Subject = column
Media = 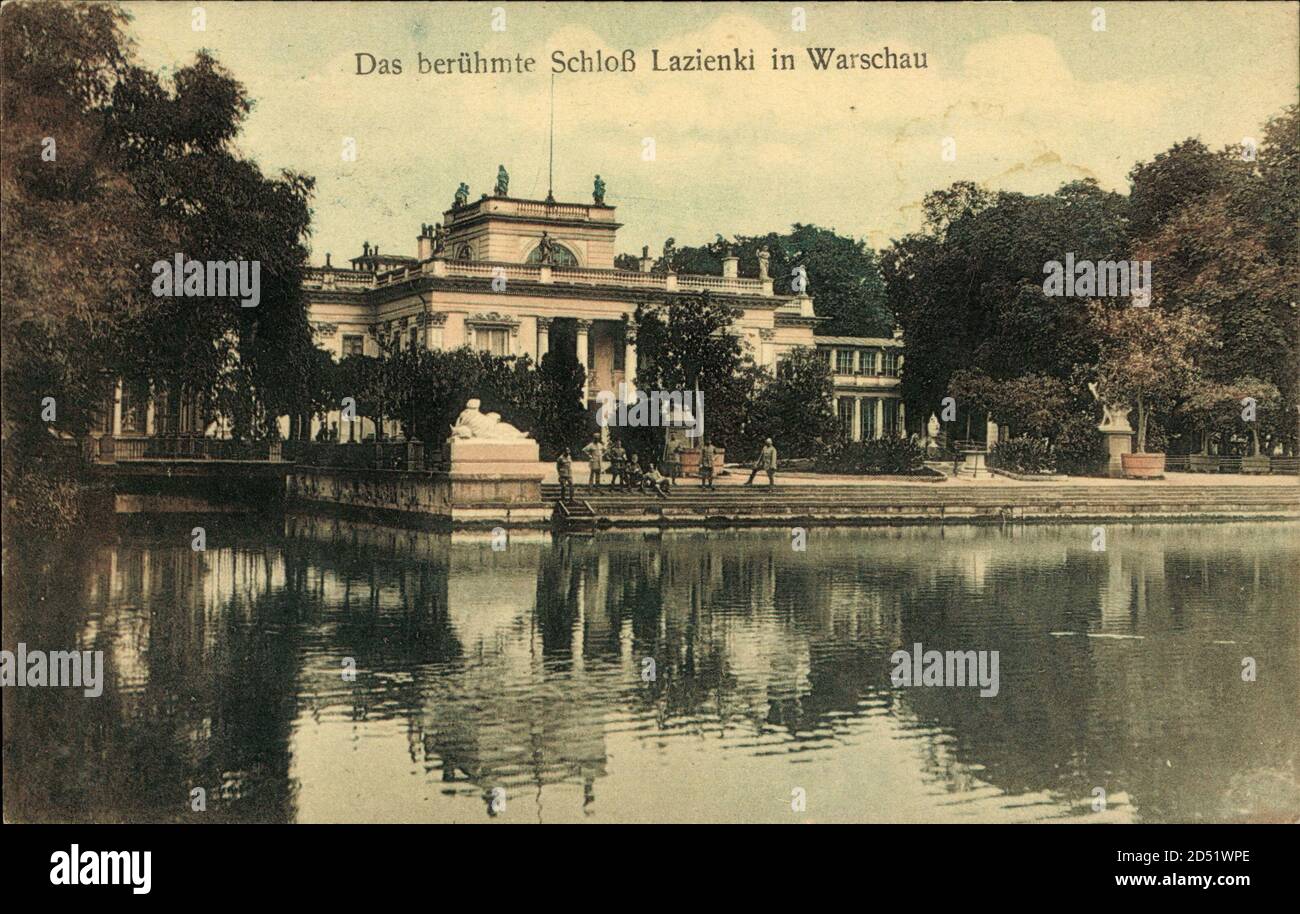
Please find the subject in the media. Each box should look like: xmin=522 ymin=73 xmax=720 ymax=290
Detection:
xmin=851 ymin=397 xmax=862 ymax=442
xmin=898 ymin=401 xmax=907 ymax=438
xmin=113 ymin=380 xmax=123 ymax=436
xmin=623 ymin=334 xmax=637 ymax=400
xmin=759 ymin=328 xmax=776 ymax=370
xmin=536 ymin=316 xmax=551 ymax=361
xmin=145 ymin=385 xmax=156 ymax=437
xmin=575 ymin=319 xmax=591 ymax=375
xmin=874 ymin=398 xmax=884 ymax=440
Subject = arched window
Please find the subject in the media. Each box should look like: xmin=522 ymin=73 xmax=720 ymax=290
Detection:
xmin=454 ymin=243 xmax=472 ymax=261
xmin=526 ymin=242 xmax=578 ymax=267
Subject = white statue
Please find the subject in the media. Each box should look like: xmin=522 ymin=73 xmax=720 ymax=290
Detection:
xmin=449 ymin=398 xmax=531 ymax=441
xmin=1088 ymin=382 xmax=1133 ymax=432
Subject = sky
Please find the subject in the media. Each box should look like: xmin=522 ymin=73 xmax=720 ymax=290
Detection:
xmin=121 ymin=1 xmax=1299 ymax=266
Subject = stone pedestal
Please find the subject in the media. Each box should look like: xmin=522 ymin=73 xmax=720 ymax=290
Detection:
xmin=957 ymin=448 xmax=988 ymax=479
xmin=1103 ymin=430 xmax=1133 ymax=478
xmin=441 ymin=437 xmax=549 ymax=525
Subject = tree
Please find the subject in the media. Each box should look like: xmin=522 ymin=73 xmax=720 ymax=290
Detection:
xmin=1090 ymin=304 xmax=1212 ymax=454
xmin=1129 ymin=109 xmax=1299 ymax=455
xmin=643 ymin=225 xmax=893 ymax=337
xmin=883 ymin=179 xmax=1128 ymax=433
xmin=532 ymin=348 xmax=588 ymax=459
xmin=632 ymin=292 xmax=743 ymax=398
xmin=631 ymin=292 xmax=753 ymax=455
xmin=745 ymin=348 xmax=837 ymax=458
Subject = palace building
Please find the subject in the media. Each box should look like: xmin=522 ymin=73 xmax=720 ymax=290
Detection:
xmin=299 ymin=180 xmax=905 ymax=443
xmin=92 ymin=180 xmax=904 ymax=448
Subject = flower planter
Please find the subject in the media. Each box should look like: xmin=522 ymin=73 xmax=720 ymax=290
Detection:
xmin=1188 ymin=454 xmax=1218 ymax=473
xmin=1241 ymin=455 xmax=1271 ymax=475
xmin=677 ymin=448 xmax=725 ymax=476
xmin=1121 ymin=452 xmax=1165 ymax=479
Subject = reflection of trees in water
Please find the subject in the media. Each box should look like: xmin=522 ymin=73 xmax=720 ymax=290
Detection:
xmin=3 ymin=527 xmax=300 ymax=823
xmin=7 ymin=516 xmax=1296 ymax=823
xmin=890 ymin=526 xmax=1300 ymax=822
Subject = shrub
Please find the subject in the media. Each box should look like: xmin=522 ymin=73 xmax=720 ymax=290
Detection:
xmin=989 ymin=437 xmax=1057 ymax=475
xmin=814 ymin=437 xmax=927 ymax=475
xmin=1052 ymin=413 xmax=1108 ymax=476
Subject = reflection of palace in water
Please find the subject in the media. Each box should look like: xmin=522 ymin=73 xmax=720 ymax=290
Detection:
xmin=5 ymin=518 xmax=1296 ymax=823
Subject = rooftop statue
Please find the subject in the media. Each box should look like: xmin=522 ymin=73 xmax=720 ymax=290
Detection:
xmin=454 ymin=183 xmax=469 ymax=208
xmin=757 ymin=247 xmax=771 ymax=281
xmin=494 ymin=165 xmax=509 ymax=196
xmin=433 ymin=223 xmax=448 ymax=253
xmin=593 ymin=174 xmax=606 ymax=204
xmin=449 ymin=398 xmax=531 ymax=441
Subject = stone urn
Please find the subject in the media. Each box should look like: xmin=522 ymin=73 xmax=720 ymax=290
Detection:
xmin=1121 ymin=452 xmax=1165 ymax=478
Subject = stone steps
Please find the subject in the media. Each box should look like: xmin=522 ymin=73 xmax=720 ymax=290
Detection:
xmin=542 ymin=481 xmax=1300 ymax=528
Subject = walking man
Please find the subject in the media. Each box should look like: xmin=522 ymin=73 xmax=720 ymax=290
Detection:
xmin=582 ymin=435 xmax=605 ymax=491
xmin=746 ymin=437 xmax=779 ymax=487
xmin=699 ymin=439 xmax=716 ymax=490
xmin=557 ymin=448 xmax=574 ymax=503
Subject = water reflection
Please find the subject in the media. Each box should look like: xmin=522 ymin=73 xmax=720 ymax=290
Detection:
xmin=4 ymin=517 xmax=1297 ymax=823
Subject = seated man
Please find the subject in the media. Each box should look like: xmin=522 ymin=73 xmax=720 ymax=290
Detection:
xmin=623 ymin=454 xmax=643 ymax=490
xmin=640 ymin=464 xmax=671 ymax=498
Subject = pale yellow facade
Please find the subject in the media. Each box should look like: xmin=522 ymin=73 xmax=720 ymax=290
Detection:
xmin=302 ymin=192 xmax=823 ymax=441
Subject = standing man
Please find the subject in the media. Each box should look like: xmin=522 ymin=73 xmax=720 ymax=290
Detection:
xmin=665 ymin=439 xmax=683 ymax=484
xmin=607 ymin=439 xmax=626 ymax=489
xmin=582 ymin=435 xmax=605 ymax=491
xmin=746 ymin=437 xmax=778 ymax=487
xmin=699 ymin=439 xmax=717 ymax=490
xmin=556 ymin=448 xmax=574 ymax=503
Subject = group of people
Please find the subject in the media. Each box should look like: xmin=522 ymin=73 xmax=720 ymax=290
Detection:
xmin=554 ymin=436 xmax=780 ymax=502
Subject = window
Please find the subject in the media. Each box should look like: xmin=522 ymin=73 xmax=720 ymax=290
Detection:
xmin=343 ymin=334 xmax=364 ymax=358
xmin=882 ymin=350 xmax=900 ymax=378
xmin=454 ymin=244 xmax=472 ymax=261
xmin=612 ymin=325 xmax=626 ymax=371
xmin=837 ymin=399 xmax=854 ymax=438
xmin=883 ymin=399 xmax=900 ymax=435
xmin=526 ymin=241 xmax=579 ymax=266
xmin=862 ymin=398 xmax=877 ymax=439
xmin=835 ymin=349 xmax=854 ymax=374
xmin=476 ymin=327 xmax=510 ymax=356
xmin=862 ymin=350 xmax=878 ymax=375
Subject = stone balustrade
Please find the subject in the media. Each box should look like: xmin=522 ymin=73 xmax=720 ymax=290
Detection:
xmin=304 ymin=259 xmax=774 ymax=296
